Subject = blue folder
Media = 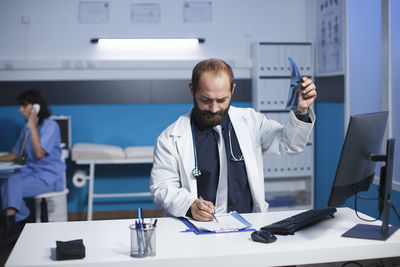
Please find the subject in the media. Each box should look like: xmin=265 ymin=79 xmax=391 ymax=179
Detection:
xmin=180 ymin=211 xmax=255 ymax=235
xmin=286 ymin=56 xmax=303 ymax=111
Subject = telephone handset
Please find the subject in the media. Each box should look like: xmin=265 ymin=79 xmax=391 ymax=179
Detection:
xmin=33 ymin=103 xmax=40 ymax=114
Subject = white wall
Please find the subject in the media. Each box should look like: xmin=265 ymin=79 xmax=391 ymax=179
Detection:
xmin=0 ymin=0 xmax=317 ymax=80
xmin=391 ymin=0 xmax=400 ymax=184
xmin=346 ymin=0 xmax=399 ymax=187
xmin=347 ymin=0 xmax=382 ymax=117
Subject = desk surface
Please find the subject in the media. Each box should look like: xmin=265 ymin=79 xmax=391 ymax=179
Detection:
xmin=0 ymin=162 xmax=22 ymax=179
xmin=6 ymin=208 xmax=400 ymax=267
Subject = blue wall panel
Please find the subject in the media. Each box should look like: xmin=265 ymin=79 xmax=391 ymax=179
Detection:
xmin=314 ymin=102 xmax=344 ymax=209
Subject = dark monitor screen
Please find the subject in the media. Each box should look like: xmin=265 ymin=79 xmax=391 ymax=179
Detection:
xmin=51 ymin=116 xmax=71 ymax=150
xmin=328 ymin=111 xmax=388 ymax=207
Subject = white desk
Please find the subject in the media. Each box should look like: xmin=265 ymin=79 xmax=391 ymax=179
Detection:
xmin=6 ymin=208 xmax=400 ymax=267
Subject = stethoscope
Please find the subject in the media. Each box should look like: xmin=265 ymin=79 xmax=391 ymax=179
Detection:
xmin=191 ymin=121 xmax=244 ymax=178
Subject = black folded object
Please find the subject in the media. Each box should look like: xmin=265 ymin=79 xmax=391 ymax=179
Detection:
xmin=56 ymin=239 xmax=85 ymax=260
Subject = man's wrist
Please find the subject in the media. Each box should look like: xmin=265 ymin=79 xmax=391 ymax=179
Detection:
xmin=295 ymin=107 xmax=309 ymax=115
xmin=295 ymin=110 xmax=311 ymax=123
xmin=186 ymin=206 xmax=193 ymax=218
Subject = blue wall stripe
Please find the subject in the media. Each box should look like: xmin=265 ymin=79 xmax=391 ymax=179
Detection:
xmin=314 ymin=102 xmax=344 ymax=209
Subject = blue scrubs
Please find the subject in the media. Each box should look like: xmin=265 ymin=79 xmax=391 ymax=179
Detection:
xmin=1 ymin=118 xmax=66 ymax=222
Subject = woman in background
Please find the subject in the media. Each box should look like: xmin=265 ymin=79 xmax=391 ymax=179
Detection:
xmin=0 ymin=89 xmax=65 ymax=227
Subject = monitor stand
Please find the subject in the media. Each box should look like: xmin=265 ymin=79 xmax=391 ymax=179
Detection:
xmin=343 ymin=139 xmax=399 ymax=241
xmin=342 ymin=224 xmax=398 ymax=241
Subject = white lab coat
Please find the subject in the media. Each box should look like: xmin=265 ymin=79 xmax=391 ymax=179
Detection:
xmin=150 ymin=106 xmax=315 ymax=217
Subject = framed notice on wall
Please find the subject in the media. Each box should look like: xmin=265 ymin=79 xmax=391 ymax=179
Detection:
xmin=183 ymin=1 xmax=212 ymax=23
xmin=131 ymin=3 xmax=161 ymax=24
xmin=79 ymin=1 xmax=109 ymax=23
xmin=316 ymin=0 xmax=344 ymax=76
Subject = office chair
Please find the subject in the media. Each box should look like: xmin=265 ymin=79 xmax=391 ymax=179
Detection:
xmin=33 ymin=116 xmax=71 ymax=222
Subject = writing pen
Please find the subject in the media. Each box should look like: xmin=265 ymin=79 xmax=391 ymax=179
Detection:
xmin=137 ymin=208 xmax=143 ymax=228
xmin=199 ymin=196 xmax=219 ymax=223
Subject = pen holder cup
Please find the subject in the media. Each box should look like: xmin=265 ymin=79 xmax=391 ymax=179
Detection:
xmin=129 ymin=224 xmax=156 ymax=258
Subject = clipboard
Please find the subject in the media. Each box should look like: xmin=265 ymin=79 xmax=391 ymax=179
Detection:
xmin=180 ymin=211 xmax=255 ymax=235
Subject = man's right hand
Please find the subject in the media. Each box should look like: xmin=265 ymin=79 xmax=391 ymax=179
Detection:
xmin=190 ymin=198 xmax=216 ymax=221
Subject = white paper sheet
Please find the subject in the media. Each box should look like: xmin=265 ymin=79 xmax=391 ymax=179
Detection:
xmin=187 ymin=212 xmax=250 ymax=232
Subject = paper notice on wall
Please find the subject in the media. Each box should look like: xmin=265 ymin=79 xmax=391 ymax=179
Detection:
xmin=131 ymin=3 xmax=161 ymax=24
xmin=79 ymin=2 xmax=109 ymax=23
xmin=183 ymin=1 xmax=212 ymax=23
xmin=316 ymin=0 xmax=344 ymax=75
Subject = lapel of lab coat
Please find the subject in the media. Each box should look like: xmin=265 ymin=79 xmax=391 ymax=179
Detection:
xmin=171 ymin=110 xmax=198 ymax=194
xmin=229 ymin=107 xmax=263 ymax=210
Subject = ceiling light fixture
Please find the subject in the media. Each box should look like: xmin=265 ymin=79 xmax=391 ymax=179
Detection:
xmin=90 ymin=38 xmax=205 ymax=45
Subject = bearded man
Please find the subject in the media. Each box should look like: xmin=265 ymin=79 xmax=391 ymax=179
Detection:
xmin=150 ymin=58 xmax=317 ymax=221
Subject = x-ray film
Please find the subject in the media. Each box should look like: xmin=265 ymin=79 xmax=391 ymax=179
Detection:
xmin=286 ymin=57 xmax=302 ymax=111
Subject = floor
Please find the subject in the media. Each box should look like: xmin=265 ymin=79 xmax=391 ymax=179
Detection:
xmin=0 ymin=215 xmax=34 ymax=267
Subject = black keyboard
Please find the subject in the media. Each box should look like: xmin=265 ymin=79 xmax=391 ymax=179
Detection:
xmin=261 ymin=208 xmax=337 ymax=235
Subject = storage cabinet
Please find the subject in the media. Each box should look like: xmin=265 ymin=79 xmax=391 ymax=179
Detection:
xmin=252 ymin=42 xmax=314 ymax=211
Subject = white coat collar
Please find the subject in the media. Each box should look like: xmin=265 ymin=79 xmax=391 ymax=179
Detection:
xmin=169 ymin=106 xmax=262 ymax=202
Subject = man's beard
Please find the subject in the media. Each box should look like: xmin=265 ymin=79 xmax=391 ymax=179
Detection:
xmin=193 ymin=99 xmax=231 ymax=128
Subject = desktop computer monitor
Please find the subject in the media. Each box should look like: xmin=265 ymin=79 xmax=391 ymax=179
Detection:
xmin=327 ymin=111 xmax=398 ymax=240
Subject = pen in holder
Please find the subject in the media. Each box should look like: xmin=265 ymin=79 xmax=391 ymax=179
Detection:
xmin=129 ymin=222 xmax=156 ymax=257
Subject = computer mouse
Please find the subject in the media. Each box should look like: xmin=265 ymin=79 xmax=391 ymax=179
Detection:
xmin=251 ymin=230 xmax=277 ymax=243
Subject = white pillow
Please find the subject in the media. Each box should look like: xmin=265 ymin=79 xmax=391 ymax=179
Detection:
xmin=71 ymin=143 xmax=125 ymax=161
xmin=124 ymin=146 xmax=153 ymax=159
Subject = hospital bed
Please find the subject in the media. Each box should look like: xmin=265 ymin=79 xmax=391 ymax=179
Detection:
xmin=71 ymin=143 xmax=153 ymax=220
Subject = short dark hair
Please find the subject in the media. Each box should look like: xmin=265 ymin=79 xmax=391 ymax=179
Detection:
xmin=16 ymin=89 xmax=51 ymax=123
xmin=191 ymin=58 xmax=235 ymax=93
